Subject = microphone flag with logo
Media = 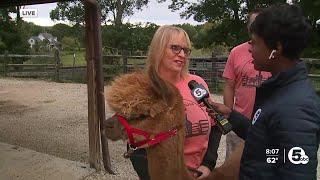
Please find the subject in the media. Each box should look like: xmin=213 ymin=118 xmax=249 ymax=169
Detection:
xmin=188 ymin=80 xmax=232 ymax=134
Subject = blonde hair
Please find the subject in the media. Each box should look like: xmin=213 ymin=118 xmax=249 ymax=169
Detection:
xmin=146 ymin=25 xmax=191 ymax=105
xmin=146 ymin=25 xmax=191 ymax=78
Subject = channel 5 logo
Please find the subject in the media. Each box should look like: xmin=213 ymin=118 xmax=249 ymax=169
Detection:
xmin=288 ymin=147 xmax=309 ymax=164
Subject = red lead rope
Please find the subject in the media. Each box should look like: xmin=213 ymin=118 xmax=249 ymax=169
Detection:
xmin=114 ymin=114 xmax=178 ymax=148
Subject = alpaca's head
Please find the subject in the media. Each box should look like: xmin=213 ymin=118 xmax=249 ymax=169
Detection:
xmin=103 ymin=115 xmax=126 ymax=141
xmin=104 ymin=72 xmax=185 ymax=146
xmin=104 ymin=113 xmax=161 ymax=143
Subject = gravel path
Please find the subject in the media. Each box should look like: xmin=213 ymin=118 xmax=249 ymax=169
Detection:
xmin=0 ymin=78 xmax=226 ymax=180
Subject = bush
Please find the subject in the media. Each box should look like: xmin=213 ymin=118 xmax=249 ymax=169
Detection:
xmin=61 ymin=36 xmax=80 ymax=51
xmin=0 ymin=39 xmax=6 ymax=53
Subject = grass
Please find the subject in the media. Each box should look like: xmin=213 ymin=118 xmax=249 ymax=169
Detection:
xmin=60 ymin=51 xmax=86 ymax=67
xmin=190 ymin=48 xmax=213 ymax=58
xmin=310 ymin=67 xmax=320 ymax=74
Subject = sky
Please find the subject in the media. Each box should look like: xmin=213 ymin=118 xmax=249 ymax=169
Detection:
xmin=18 ymin=1 xmax=202 ymax=27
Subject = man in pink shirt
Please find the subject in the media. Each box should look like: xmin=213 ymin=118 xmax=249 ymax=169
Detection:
xmin=223 ymin=8 xmax=271 ymax=158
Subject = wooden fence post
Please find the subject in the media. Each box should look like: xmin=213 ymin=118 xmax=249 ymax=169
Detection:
xmin=85 ymin=0 xmax=114 ymax=174
xmin=122 ymin=50 xmax=128 ymax=73
xmin=3 ymin=50 xmax=8 ymax=77
xmin=72 ymin=52 xmax=76 ymax=79
xmin=54 ymin=48 xmax=61 ymax=81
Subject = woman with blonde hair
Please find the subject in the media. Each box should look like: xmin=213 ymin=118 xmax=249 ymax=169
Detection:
xmin=129 ymin=25 xmax=222 ymax=179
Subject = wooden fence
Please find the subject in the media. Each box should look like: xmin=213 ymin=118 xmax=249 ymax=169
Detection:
xmin=101 ymin=55 xmax=320 ymax=92
xmin=100 ymin=55 xmax=227 ymax=91
xmin=1 ymin=53 xmax=320 ymax=92
xmin=0 ymin=51 xmax=61 ymax=81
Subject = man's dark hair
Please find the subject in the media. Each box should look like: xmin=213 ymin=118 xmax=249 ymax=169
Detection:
xmin=250 ymin=3 xmax=311 ymax=59
xmin=247 ymin=8 xmax=264 ymax=26
xmin=248 ymin=8 xmax=264 ymax=18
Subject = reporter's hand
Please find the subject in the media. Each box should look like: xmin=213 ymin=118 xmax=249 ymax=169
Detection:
xmin=202 ymin=98 xmax=232 ymax=118
xmin=196 ymin=165 xmax=211 ymax=179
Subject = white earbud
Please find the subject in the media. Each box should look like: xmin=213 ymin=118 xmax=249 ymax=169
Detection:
xmin=268 ymin=50 xmax=276 ymax=60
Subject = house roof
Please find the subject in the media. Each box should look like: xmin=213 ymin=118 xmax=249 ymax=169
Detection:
xmin=0 ymin=0 xmax=67 ymax=8
xmin=39 ymin=33 xmax=55 ymax=40
xmin=29 ymin=36 xmax=41 ymax=41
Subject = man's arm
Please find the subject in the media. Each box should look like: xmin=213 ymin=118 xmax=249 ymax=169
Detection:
xmin=205 ymin=100 xmax=250 ymax=140
xmin=228 ymin=111 xmax=250 ymax=140
xmin=223 ymin=78 xmax=235 ymax=109
xmin=202 ymin=142 xmax=244 ymax=180
xmin=201 ymin=125 xmax=222 ymax=170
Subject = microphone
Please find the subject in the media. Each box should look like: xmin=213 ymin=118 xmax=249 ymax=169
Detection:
xmin=188 ymin=80 xmax=232 ymax=135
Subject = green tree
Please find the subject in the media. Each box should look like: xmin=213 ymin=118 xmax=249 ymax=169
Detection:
xmin=61 ymin=36 xmax=80 ymax=51
xmin=0 ymin=37 xmax=6 ymax=53
xmin=50 ymin=0 xmax=150 ymax=27
xmin=48 ymin=23 xmax=74 ymax=41
xmin=50 ymin=1 xmax=84 ymax=26
xmin=297 ymin=0 xmax=320 ymax=27
xmin=102 ymin=23 xmax=158 ymax=53
xmin=0 ymin=20 xmax=29 ymax=54
xmin=0 ymin=6 xmax=21 ymax=23
xmin=297 ymin=0 xmax=320 ymax=57
xmin=100 ymin=0 xmax=149 ymax=26
xmin=19 ymin=21 xmax=43 ymax=40
xmin=192 ymin=22 xmax=216 ymax=49
xmin=163 ymin=0 xmax=286 ymax=46
xmin=175 ymin=23 xmax=197 ymax=43
xmin=128 ymin=23 xmax=158 ymax=52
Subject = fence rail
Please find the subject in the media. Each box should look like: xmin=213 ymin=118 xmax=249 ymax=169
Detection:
xmin=0 ymin=51 xmax=60 ymax=80
xmin=1 ymin=53 xmax=319 ymax=93
xmin=0 ymin=54 xmax=54 ymax=58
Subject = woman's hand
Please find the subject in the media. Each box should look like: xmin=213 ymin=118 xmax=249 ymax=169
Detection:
xmin=202 ymin=98 xmax=232 ymax=118
xmin=196 ymin=165 xmax=211 ymax=179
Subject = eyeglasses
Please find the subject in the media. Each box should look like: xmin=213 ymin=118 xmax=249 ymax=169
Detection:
xmin=169 ymin=44 xmax=191 ymax=56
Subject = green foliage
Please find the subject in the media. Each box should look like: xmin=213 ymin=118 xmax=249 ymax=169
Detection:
xmin=61 ymin=36 xmax=80 ymax=51
xmin=23 ymin=56 xmax=55 ymax=64
xmin=175 ymin=23 xmax=198 ymax=42
xmin=0 ymin=20 xmax=29 ymax=54
xmin=60 ymin=51 xmax=86 ymax=67
xmin=298 ymin=0 xmax=320 ymax=27
xmin=128 ymin=23 xmax=158 ymax=52
xmin=102 ymin=23 xmax=158 ymax=52
xmin=0 ymin=38 xmax=6 ymax=53
xmin=19 ymin=21 xmax=43 ymax=38
xmin=164 ymin=0 xmax=320 ymax=57
xmin=189 ymin=48 xmax=212 ymax=57
xmin=2 ymin=0 xmax=320 ymax=59
xmin=48 ymin=23 xmax=74 ymax=41
xmin=50 ymin=1 xmax=85 ymax=26
xmin=50 ymin=0 xmax=150 ymax=26
xmin=296 ymin=0 xmax=320 ymax=58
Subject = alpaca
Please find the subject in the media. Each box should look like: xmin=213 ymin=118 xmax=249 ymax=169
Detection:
xmin=104 ymin=71 xmax=241 ymax=180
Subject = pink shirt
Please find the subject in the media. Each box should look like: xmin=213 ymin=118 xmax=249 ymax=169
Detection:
xmin=176 ymin=74 xmax=215 ymax=169
xmin=223 ymin=42 xmax=271 ymax=119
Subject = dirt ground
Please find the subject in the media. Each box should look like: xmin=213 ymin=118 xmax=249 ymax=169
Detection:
xmin=1 ymin=78 xmax=319 ymax=179
xmin=0 ymin=78 xmax=226 ymax=180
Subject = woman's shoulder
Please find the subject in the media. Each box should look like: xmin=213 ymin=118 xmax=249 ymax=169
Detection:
xmin=186 ymin=74 xmax=207 ymax=84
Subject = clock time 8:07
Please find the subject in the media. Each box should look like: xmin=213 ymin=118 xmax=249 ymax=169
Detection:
xmin=266 ymin=149 xmax=279 ymax=155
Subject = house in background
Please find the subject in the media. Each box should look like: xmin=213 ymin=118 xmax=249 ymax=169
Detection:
xmin=28 ymin=33 xmax=60 ymax=51
xmin=27 ymin=36 xmax=41 ymax=48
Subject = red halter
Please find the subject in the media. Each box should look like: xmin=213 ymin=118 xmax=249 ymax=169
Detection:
xmin=113 ymin=113 xmax=179 ymax=148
